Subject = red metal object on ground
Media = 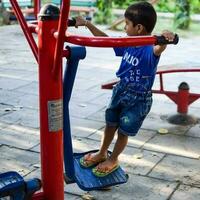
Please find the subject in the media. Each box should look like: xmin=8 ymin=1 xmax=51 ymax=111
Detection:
xmin=177 ymin=82 xmax=189 ymax=114
xmin=101 ymin=67 xmax=200 ymax=124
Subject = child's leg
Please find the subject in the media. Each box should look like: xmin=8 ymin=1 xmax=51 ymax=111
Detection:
xmin=95 ymin=132 xmax=128 ymax=172
xmin=81 ymin=125 xmax=117 ymax=165
xmin=99 ymin=125 xmax=118 ymax=155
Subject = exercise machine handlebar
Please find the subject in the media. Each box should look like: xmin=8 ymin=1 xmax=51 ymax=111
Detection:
xmin=63 ymin=34 xmax=179 ymax=47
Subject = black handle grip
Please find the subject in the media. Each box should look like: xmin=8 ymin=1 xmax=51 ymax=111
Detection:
xmin=155 ymin=34 xmax=179 ymax=45
xmin=67 ymin=17 xmax=92 ymax=27
xmin=68 ymin=18 xmax=76 ymax=27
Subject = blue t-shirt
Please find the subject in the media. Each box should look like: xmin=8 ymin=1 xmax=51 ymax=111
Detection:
xmin=114 ymin=46 xmax=160 ymax=92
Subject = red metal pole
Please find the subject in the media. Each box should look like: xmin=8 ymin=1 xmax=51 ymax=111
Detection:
xmin=34 ymin=0 xmax=41 ymax=18
xmin=52 ymin=0 xmax=70 ymax=78
xmin=64 ymin=35 xmax=157 ymax=47
xmin=38 ymin=5 xmax=64 ymax=200
xmin=10 ymin=0 xmax=38 ymax=62
xmin=177 ymin=82 xmax=189 ymax=114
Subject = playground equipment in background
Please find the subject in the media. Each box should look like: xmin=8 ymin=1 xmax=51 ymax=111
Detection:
xmin=0 ymin=0 xmax=178 ymax=199
xmin=1 ymin=0 xmax=40 ymax=23
xmin=102 ymin=66 xmax=200 ymax=125
xmin=52 ymin=0 xmax=96 ymax=18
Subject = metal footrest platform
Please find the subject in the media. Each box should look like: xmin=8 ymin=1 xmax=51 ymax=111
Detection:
xmin=72 ymin=150 xmax=128 ymax=191
xmin=0 ymin=171 xmax=41 ymax=200
xmin=0 ymin=171 xmax=25 ymax=199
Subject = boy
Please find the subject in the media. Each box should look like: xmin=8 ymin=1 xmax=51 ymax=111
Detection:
xmin=75 ymin=1 xmax=175 ymax=177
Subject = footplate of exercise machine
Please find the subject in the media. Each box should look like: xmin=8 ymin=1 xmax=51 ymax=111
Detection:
xmin=73 ymin=150 xmax=128 ymax=191
xmin=0 ymin=171 xmax=25 ymax=198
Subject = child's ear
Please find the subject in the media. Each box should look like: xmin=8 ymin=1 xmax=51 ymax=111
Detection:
xmin=136 ymin=24 xmax=145 ymax=34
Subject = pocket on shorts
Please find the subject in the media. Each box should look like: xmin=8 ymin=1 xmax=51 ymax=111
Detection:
xmin=139 ymin=97 xmax=152 ymax=117
xmin=120 ymin=92 xmax=137 ymax=107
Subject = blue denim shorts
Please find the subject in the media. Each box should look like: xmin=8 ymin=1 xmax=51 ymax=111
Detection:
xmin=105 ymin=81 xmax=152 ymax=136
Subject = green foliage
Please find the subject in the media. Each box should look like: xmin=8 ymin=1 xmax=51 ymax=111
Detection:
xmin=174 ymin=0 xmax=190 ymax=29
xmin=112 ymin=0 xmax=200 ymax=14
xmin=94 ymin=0 xmax=113 ymax=24
xmin=154 ymin=1 xmax=175 ymax=13
xmin=95 ymin=0 xmax=200 ymax=28
xmin=190 ymin=0 xmax=200 ymax=13
xmin=112 ymin=0 xmax=147 ymax=9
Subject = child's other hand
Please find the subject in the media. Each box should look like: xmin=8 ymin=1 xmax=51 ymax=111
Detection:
xmin=75 ymin=16 xmax=87 ymax=28
xmin=161 ymin=30 xmax=175 ymax=42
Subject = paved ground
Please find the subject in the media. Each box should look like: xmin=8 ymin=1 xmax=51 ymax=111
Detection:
xmin=0 ymin=24 xmax=200 ymax=200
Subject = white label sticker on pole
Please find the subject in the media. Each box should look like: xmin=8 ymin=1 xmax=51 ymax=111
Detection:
xmin=48 ymin=99 xmax=63 ymax=132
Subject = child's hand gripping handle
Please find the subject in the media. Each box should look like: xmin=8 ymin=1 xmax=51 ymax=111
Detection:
xmin=68 ymin=18 xmax=76 ymax=27
xmin=67 ymin=17 xmax=92 ymax=27
xmin=155 ymin=34 xmax=179 ymax=45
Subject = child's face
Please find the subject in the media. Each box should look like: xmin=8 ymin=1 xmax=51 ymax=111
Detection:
xmin=124 ymin=18 xmax=146 ymax=36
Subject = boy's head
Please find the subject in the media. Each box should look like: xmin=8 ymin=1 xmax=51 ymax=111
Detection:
xmin=124 ymin=1 xmax=157 ymax=35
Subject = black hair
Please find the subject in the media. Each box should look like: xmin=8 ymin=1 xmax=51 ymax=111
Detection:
xmin=124 ymin=1 xmax=157 ymax=33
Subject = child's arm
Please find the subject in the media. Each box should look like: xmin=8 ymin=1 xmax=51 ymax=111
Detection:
xmin=153 ymin=30 xmax=175 ymax=56
xmin=75 ymin=16 xmax=108 ymax=37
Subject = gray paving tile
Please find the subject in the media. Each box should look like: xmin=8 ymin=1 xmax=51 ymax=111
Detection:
xmin=0 ymin=68 xmax=37 ymax=81
xmin=0 ymin=107 xmax=39 ymax=128
xmin=0 ymin=77 xmax=31 ymax=90
xmin=0 ymin=121 xmax=9 ymax=130
xmin=149 ymin=155 xmax=200 ymax=187
xmin=64 ymin=193 xmax=80 ymax=200
xmin=170 ymin=185 xmax=200 ymax=200
xmin=120 ymin=146 xmax=165 ymax=176
xmin=0 ymin=103 xmax=14 ymax=117
xmin=71 ymin=88 xmax=107 ymax=105
xmin=5 ymin=93 xmax=39 ymax=110
xmin=69 ymin=101 xmax=104 ymax=119
xmin=73 ymin=78 xmax=100 ymax=90
xmin=0 ymin=61 xmax=37 ymax=72
xmin=71 ymin=89 xmax=111 ymax=107
xmin=143 ymin=134 xmax=200 ymax=158
xmin=0 ymin=89 xmax=25 ymax=103
xmin=70 ymin=117 xmax=104 ymax=138
xmin=186 ymin=124 xmax=200 ymax=138
xmin=72 ymin=137 xmax=101 ymax=153
xmin=0 ymin=124 xmax=39 ymax=149
xmin=0 ymin=146 xmax=39 ymax=176
xmin=88 ymin=128 xmax=157 ymax=149
xmin=86 ymin=92 xmax=112 ymax=106
xmin=127 ymin=129 xmax=157 ymax=148
xmin=14 ymin=81 xmax=38 ymax=95
xmin=89 ymin=174 xmax=178 ymax=200
xmin=86 ymin=106 xmax=105 ymax=122
xmin=30 ymin=135 xmax=102 ymax=153
xmin=24 ymin=168 xmax=41 ymax=180
xmin=75 ymin=65 xmax=115 ymax=81
xmin=30 ymin=143 xmax=40 ymax=152
xmin=141 ymin=113 xmax=191 ymax=134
